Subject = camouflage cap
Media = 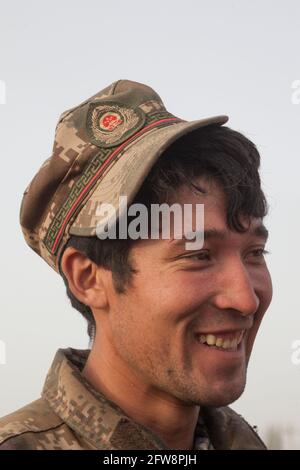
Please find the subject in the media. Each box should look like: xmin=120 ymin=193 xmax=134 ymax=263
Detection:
xmin=20 ymin=79 xmax=228 ymax=273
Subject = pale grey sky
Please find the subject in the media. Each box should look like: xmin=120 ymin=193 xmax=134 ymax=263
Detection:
xmin=0 ymin=0 xmax=299 ymax=449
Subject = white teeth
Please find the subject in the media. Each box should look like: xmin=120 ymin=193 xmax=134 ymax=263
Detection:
xmin=196 ymin=330 xmax=245 ymax=350
xmin=222 ymin=339 xmax=231 ymax=349
xmin=206 ymin=334 xmax=216 ymax=345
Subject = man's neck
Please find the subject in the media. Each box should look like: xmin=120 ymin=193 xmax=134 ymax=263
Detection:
xmin=82 ymin=339 xmax=200 ymax=450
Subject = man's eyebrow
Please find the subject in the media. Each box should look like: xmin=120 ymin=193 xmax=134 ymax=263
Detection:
xmin=170 ymin=223 xmax=269 ymax=244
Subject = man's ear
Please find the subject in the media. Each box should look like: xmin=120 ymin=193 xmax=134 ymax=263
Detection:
xmin=60 ymin=246 xmax=108 ymax=310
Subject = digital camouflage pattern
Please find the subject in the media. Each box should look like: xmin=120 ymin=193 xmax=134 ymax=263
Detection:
xmin=19 ymin=79 xmax=228 ymax=273
xmin=0 ymin=348 xmax=267 ymax=450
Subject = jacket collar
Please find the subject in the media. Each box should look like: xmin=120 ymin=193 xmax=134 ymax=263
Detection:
xmin=42 ymin=348 xmax=265 ymax=450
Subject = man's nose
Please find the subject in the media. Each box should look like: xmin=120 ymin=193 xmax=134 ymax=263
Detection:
xmin=212 ymin=260 xmax=260 ymax=317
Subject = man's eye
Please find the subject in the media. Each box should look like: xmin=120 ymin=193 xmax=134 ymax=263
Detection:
xmin=182 ymin=248 xmax=270 ymax=263
xmin=249 ymin=248 xmax=270 ymax=258
xmin=187 ymin=250 xmax=212 ymax=261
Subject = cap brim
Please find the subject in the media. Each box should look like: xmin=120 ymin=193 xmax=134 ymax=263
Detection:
xmin=70 ymin=115 xmax=228 ymax=236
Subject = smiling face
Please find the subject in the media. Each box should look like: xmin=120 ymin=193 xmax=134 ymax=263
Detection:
xmin=101 ymin=177 xmax=273 ymax=408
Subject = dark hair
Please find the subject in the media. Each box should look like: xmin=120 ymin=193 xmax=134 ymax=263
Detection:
xmin=60 ymin=125 xmax=268 ymax=341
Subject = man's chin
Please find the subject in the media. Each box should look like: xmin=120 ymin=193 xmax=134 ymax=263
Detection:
xmin=201 ymin=379 xmax=246 ymax=407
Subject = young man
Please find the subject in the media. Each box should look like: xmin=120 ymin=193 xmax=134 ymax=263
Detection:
xmin=0 ymin=80 xmax=272 ymax=450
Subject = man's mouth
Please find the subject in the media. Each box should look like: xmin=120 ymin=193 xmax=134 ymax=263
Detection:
xmin=194 ymin=330 xmax=246 ymax=352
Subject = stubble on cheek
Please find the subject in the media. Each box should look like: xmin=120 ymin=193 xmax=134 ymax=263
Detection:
xmin=114 ymin=322 xmax=166 ymax=384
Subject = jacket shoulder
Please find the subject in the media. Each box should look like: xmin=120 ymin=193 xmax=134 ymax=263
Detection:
xmin=0 ymin=398 xmax=65 ymax=450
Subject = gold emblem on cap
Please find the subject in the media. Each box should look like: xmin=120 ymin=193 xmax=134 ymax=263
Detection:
xmin=87 ymin=102 xmax=146 ymax=148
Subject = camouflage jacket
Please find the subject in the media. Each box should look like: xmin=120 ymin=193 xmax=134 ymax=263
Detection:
xmin=0 ymin=348 xmax=267 ymax=450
